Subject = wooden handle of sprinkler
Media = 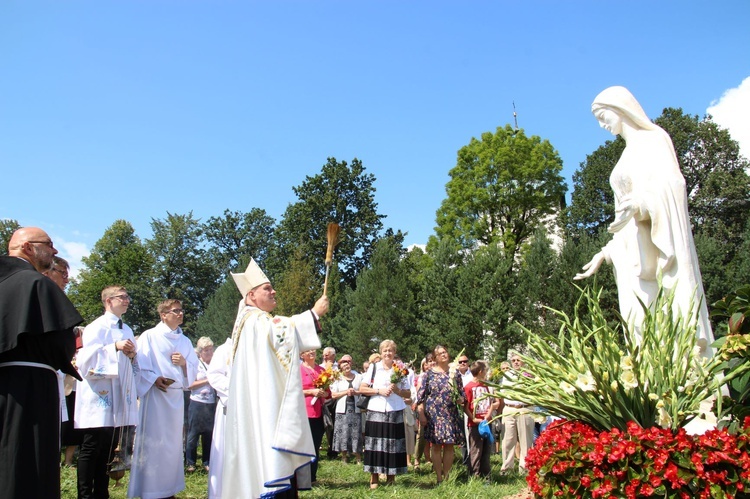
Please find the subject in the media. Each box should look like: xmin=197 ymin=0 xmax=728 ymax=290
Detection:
xmin=323 ymin=263 xmax=331 ymax=296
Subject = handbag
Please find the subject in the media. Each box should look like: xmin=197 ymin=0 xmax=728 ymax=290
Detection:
xmin=356 ymin=362 xmax=377 ymax=410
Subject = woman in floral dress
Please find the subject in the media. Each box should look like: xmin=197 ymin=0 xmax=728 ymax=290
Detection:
xmin=416 ymin=345 xmax=466 ymax=484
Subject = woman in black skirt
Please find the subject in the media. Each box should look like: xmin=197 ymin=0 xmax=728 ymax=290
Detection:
xmin=360 ymin=339 xmax=411 ymax=489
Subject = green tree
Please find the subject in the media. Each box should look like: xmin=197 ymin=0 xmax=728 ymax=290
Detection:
xmin=566 ymin=137 xmax=624 ymax=236
xmin=203 ymin=208 xmax=276 ymax=277
xmin=193 ymin=275 xmax=242 ymax=345
xmin=655 ymin=109 xmax=750 ymax=255
xmin=146 ymin=212 xmax=220 ymax=338
xmin=332 ymin=234 xmax=421 ymax=362
xmin=68 ymin=220 xmax=157 ymax=331
xmin=273 ymin=245 xmax=324 ymax=318
xmin=0 ymin=219 xmax=21 ymax=255
xmin=270 ymin=157 xmax=385 ymax=290
xmin=417 ymin=239 xmax=519 ymax=361
xmin=433 ymin=125 xmax=567 ymax=262
xmin=512 ymin=227 xmax=559 ymax=337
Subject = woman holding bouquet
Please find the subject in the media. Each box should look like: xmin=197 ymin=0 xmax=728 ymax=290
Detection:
xmin=300 ymin=349 xmax=331 ymax=483
xmin=416 ymin=345 xmax=466 ymax=485
xmin=360 ymin=339 xmax=411 ymax=489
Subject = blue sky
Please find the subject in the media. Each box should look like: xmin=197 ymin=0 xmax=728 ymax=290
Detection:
xmin=2 ymin=1 xmax=749 ymax=276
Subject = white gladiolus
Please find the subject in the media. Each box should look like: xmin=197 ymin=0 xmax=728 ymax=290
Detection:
xmin=560 ymin=381 xmax=576 ymax=395
xmin=620 ymin=370 xmax=638 ymax=390
xmin=575 ymin=372 xmax=597 ymax=392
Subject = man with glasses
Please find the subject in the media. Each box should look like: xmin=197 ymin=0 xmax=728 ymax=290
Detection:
xmin=500 ymin=353 xmax=535 ymax=475
xmin=42 ymin=255 xmax=71 ymax=291
xmin=0 ymin=227 xmax=82 ymax=498
xmin=75 ymin=286 xmax=141 ymax=499
xmin=456 ymin=354 xmax=473 ymax=470
xmin=129 ymin=299 xmax=198 ymax=499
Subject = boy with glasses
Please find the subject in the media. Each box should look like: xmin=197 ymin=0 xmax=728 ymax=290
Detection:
xmin=128 ymin=299 xmax=197 ymax=499
xmin=75 ymin=286 xmax=141 ymax=499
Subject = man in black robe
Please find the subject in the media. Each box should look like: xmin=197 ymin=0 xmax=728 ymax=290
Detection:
xmin=0 ymin=227 xmax=83 ymax=498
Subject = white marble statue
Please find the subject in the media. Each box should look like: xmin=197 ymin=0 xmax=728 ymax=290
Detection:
xmin=574 ymin=85 xmax=714 ymax=357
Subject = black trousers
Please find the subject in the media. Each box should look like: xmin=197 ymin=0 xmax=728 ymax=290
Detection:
xmin=77 ymin=427 xmax=120 ymax=499
xmin=308 ymin=417 xmax=325 ymax=482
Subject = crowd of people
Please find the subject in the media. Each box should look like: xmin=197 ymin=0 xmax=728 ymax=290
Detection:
xmin=0 ymin=227 xmax=542 ymax=499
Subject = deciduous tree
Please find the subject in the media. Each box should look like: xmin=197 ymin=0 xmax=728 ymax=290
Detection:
xmin=0 ymin=219 xmax=20 ymax=255
xmin=67 ymin=220 xmax=157 ymax=331
xmin=146 ymin=211 xmax=219 ymax=338
xmin=203 ymin=208 xmax=276 ymax=277
xmin=434 ymin=125 xmax=567 ymax=263
xmin=270 ymin=157 xmax=385 ymax=291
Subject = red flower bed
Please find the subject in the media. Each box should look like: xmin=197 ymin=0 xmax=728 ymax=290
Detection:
xmin=525 ymin=418 xmax=750 ymax=498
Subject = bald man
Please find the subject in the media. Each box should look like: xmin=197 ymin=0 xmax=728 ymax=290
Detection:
xmin=0 ymin=227 xmax=83 ymax=498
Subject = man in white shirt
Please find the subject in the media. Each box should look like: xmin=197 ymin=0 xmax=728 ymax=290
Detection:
xmin=75 ymin=286 xmax=141 ymax=499
xmin=501 ymin=353 xmax=535 ymax=474
xmin=456 ymin=353 xmax=473 ymax=469
xmin=128 ymin=299 xmax=198 ymax=499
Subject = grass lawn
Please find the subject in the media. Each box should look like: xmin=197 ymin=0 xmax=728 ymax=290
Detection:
xmin=61 ymin=447 xmax=529 ymax=498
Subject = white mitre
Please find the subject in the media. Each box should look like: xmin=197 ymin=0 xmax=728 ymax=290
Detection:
xmin=231 ymin=258 xmax=271 ymax=298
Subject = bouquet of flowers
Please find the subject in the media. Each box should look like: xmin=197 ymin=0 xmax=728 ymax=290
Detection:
xmin=390 ymin=360 xmax=410 ymax=384
xmin=311 ymin=364 xmax=340 ymax=405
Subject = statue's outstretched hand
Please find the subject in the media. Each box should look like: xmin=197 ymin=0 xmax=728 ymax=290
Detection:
xmin=574 ymin=251 xmax=607 ymax=280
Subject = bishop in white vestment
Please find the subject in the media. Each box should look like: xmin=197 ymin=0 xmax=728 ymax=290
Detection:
xmin=221 ymin=259 xmax=329 ymax=498
xmin=128 ymin=300 xmax=198 ymax=499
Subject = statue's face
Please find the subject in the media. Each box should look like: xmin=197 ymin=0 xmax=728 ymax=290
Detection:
xmin=594 ymin=106 xmax=622 ymax=136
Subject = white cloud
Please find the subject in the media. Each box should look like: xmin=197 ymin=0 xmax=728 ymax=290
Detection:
xmin=707 ymin=76 xmax=750 ymax=161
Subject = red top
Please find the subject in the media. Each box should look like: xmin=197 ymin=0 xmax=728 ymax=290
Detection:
xmin=300 ymin=363 xmax=327 ymax=418
xmin=463 ymin=379 xmax=493 ymax=427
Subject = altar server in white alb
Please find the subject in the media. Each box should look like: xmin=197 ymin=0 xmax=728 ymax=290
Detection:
xmin=222 ymin=258 xmax=329 ymax=499
xmin=128 ymin=299 xmax=198 ymax=499
xmin=206 ymin=336 xmax=231 ymax=499
xmin=75 ymin=286 xmax=142 ymax=499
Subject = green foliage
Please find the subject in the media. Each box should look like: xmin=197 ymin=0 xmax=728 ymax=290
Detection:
xmin=496 ymin=286 xmax=748 ymax=432
xmin=274 ymin=244 xmax=325 ymax=317
xmin=418 ymin=239 xmax=520 ymax=362
xmin=566 ymin=137 xmax=623 ymax=237
xmin=0 ymin=219 xmax=20 ymax=255
xmin=271 ymin=157 xmax=385 ymax=291
xmin=711 ymin=285 xmax=750 ymax=432
xmin=146 ymin=211 xmax=220 ymax=339
xmin=331 ymin=234 xmax=422 ymax=362
xmin=655 ymin=109 xmax=750 ymax=255
xmin=203 ymin=208 xmax=276 ymax=277
xmin=434 ymin=125 xmax=567 ymax=261
xmin=192 ymin=275 xmax=241 ymax=344
xmin=67 ymin=220 xmax=157 ymax=332
xmin=513 ymin=227 xmax=558 ymax=337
